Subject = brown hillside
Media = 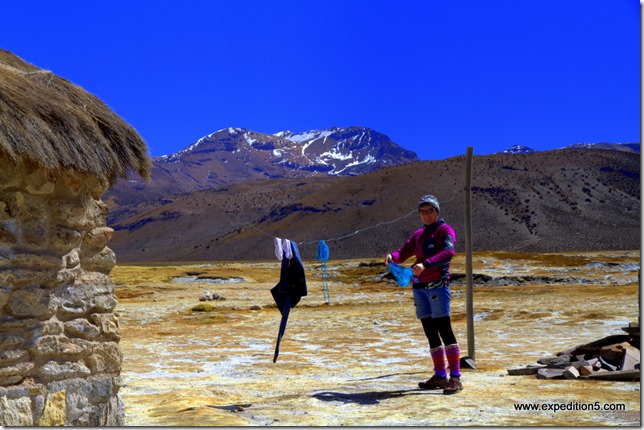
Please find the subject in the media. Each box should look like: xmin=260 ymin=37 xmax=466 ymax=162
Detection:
xmin=107 ymin=149 xmax=640 ymax=262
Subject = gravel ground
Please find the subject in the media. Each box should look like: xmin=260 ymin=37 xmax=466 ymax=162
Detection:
xmin=113 ymin=251 xmax=640 ymax=426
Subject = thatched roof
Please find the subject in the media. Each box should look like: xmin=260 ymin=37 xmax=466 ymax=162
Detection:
xmin=0 ymin=49 xmax=150 ymax=184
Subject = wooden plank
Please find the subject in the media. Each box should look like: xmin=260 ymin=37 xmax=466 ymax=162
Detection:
xmin=536 ymin=368 xmax=565 ymax=379
xmin=587 ymin=369 xmax=640 ymax=381
xmin=507 ymin=365 xmax=546 ymax=376
xmin=620 ymin=345 xmax=640 ymax=371
xmin=563 ymin=366 xmax=580 ymax=379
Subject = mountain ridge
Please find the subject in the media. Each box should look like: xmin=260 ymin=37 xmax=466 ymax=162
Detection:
xmin=104 ymin=125 xmax=418 ymax=208
xmin=107 ymin=148 xmax=640 ymax=262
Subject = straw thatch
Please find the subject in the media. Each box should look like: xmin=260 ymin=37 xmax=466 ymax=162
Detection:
xmin=0 ymin=49 xmax=150 ymax=184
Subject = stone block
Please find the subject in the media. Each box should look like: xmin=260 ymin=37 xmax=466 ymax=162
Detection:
xmin=0 ymin=201 xmax=7 ymax=219
xmin=0 ymin=285 xmax=11 ymax=308
xmin=0 ymin=349 xmax=28 ymax=366
xmin=63 ymin=249 xmax=81 ymax=269
xmin=6 ymin=287 xmax=56 ymax=318
xmin=81 ymin=246 xmax=116 ymax=274
xmin=29 ymin=335 xmax=90 ymax=358
xmin=84 ymin=342 xmax=122 ymax=374
xmin=33 ymin=319 xmax=65 ymax=337
xmin=37 ymin=360 xmax=91 ymax=381
xmin=0 ymin=224 xmax=17 ymax=245
xmin=12 ymin=253 xmax=63 ymax=270
xmin=50 ymin=200 xmax=94 ymax=230
xmin=20 ymin=218 xmax=48 ymax=249
xmin=64 ymin=318 xmax=101 ymax=339
xmin=50 ymin=226 xmax=82 ymax=254
xmin=0 ymin=395 xmax=33 ymax=426
xmin=35 ymin=390 xmax=66 ymax=426
xmin=90 ymin=313 xmax=121 ymax=340
xmin=57 ymin=272 xmax=117 ymax=316
xmin=12 ymin=191 xmax=24 ymax=211
xmin=1 ymin=267 xmax=61 ymax=287
xmin=0 ymin=361 xmax=34 ymax=381
xmin=0 ymin=158 xmax=22 ymax=188
xmin=105 ymin=394 xmax=125 ymax=426
xmin=0 ymin=334 xmax=27 ymax=351
xmin=64 ymin=376 xmax=119 ymax=426
xmin=85 ymin=177 xmax=109 ymax=200
xmin=0 ymin=375 xmax=24 ymax=385
xmin=24 ymin=169 xmax=56 ymax=195
xmin=83 ymin=227 xmax=115 ymax=253
xmin=51 ymin=267 xmax=79 ymax=289
xmin=61 ymin=172 xmax=84 ymax=196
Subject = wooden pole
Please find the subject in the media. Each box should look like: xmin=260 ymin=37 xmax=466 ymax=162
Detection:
xmin=464 ymin=146 xmax=475 ymax=361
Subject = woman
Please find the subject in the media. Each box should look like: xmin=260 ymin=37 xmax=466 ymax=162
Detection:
xmin=385 ymin=194 xmax=462 ymax=395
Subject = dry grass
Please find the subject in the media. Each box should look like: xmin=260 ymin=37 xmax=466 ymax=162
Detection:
xmin=0 ymin=49 xmax=150 ymax=183
xmin=113 ymin=250 xmax=640 ymax=426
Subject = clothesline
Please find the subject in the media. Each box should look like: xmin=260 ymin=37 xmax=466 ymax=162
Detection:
xmin=216 ymin=190 xmax=463 ymax=247
xmin=265 ymin=191 xmax=462 ymax=360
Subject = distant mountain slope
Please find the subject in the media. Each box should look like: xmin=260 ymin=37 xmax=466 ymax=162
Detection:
xmin=107 ymin=148 xmax=640 ymax=262
xmin=564 ymin=142 xmax=640 ymax=153
xmin=104 ymin=126 xmax=418 ymax=208
xmin=501 ymin=142 xmax=640 ymax=155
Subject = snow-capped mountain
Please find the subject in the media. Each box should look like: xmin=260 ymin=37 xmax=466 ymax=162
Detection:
xmin=502 ymin=145 xmax=537 ymax=154
xmin=105 ymin=126 xmax=419 ymax=207
xmin=159 ymin=126 xmax=417 ymax=176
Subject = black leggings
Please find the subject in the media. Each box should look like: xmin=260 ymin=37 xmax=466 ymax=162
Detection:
xmin=421 ymin=316 xmax=457 ymax=349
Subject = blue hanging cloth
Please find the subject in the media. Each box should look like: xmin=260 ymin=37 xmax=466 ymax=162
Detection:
xmin=317 ymin=240 xmax=330 ymax=304
xmin=388 ymin=262 xmax=413 ymax=287
xmin=317 ymin=240 xmax=329 ymax=261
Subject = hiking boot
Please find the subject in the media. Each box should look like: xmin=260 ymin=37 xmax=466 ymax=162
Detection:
xmin=443 ymin=377 xmax=463 ymax=395
xmin=418 ymin=374 xmax=448 ymax=390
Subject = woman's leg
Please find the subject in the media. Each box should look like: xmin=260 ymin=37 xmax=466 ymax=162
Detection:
xmin=421 ymin=316 xmax=442 ymax=349
xmin=421 ymin=317 xmax=447 ymax=378
xmin=434 ymin=316 xmax=461 ymax=379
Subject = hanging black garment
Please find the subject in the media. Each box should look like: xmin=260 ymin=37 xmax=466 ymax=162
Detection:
xmin=270 ymin=240 xmax=307 ymax=363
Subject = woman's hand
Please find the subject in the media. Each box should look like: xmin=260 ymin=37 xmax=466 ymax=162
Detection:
xmin=412 ymin=263 xmax=424 ymax=276
xmin=384 ymin=254 xmax=393 ymax=266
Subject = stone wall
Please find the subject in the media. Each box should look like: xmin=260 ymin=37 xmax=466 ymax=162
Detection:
xmin=0 ymin=159 xmax=124 ymax=426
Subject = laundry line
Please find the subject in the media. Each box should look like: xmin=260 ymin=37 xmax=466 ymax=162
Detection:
xmin=214 ymin=190 xmax=463 ymax=248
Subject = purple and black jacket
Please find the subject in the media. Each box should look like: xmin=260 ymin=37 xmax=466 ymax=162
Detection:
xmin=390 ymin=219 xmax=456 ymax=284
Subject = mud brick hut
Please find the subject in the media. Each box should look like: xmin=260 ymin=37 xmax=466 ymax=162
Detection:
xmin=0 ymin=50 xmax=150 ymax=426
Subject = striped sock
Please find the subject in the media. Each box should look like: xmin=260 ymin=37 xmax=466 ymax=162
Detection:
xmin=445 ymin=343 xmax=461 ymax=378
xmin=430 ymin=346 xmax=447 ymax=378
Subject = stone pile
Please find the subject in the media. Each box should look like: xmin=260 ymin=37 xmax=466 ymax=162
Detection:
xmin=508 ymin=323 xmax=640 ymax=381
xmin=199 ymin=290 xmax=226 ymax=301
xmin=0 ymin=162 xmax=124 ymax=426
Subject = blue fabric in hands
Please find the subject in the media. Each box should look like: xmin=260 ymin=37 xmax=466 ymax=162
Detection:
xmin=388 ymin=262 xmax=413 ymax=287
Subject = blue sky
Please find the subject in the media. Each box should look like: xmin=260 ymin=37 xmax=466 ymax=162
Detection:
xmin=1 ymin=0 xmax=640 ymax=160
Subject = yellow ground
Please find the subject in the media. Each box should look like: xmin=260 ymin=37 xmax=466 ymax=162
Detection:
xmin=112 ymin=250 xmax=640 ymax=426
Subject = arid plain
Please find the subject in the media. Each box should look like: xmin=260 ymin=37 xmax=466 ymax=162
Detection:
xmin=112 ymin=250 xmax=640 ymax=426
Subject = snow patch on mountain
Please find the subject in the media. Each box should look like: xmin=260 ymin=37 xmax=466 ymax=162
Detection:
xmin=503 ymin=145 xmax=536 ymax=154
xmin=277 ymin=129 xmax=334 ymax=143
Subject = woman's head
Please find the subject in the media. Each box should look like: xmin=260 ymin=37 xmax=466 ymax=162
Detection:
xmin=418 ymin=194 xmax=440 ymax=224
